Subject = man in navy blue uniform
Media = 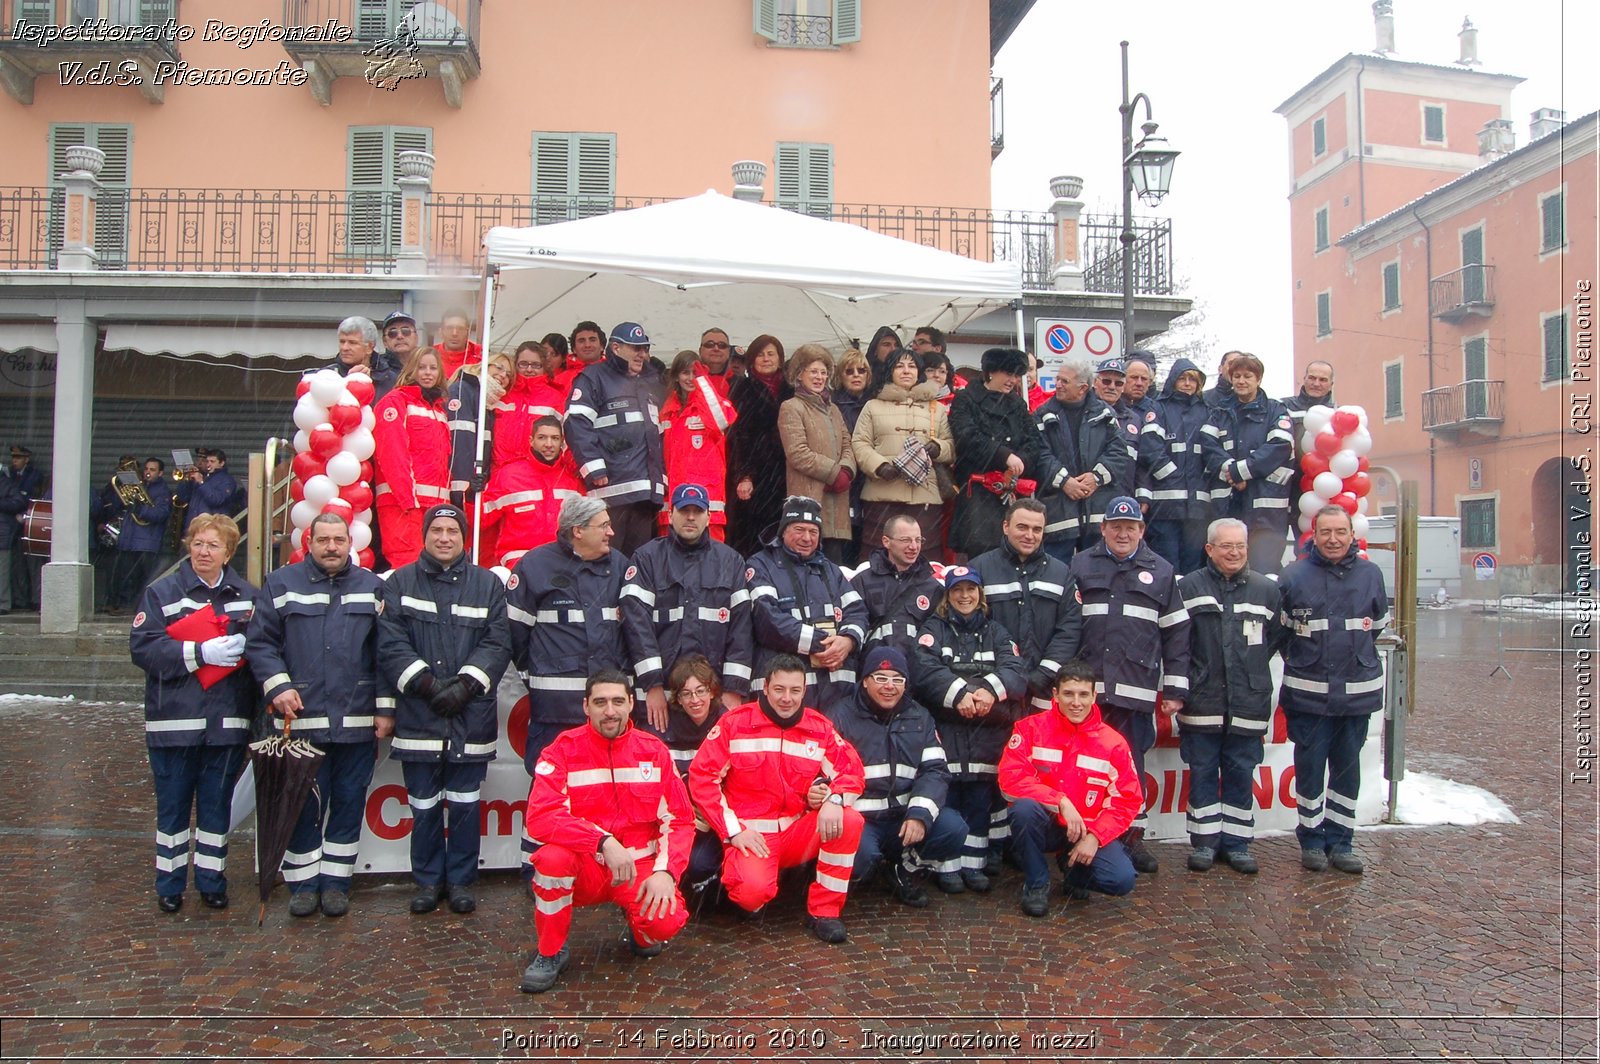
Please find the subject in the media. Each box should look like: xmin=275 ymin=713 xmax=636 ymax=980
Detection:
xmin=101 ymin=458 xmax=174 ymax=613
xmin=1033 ymin=359 xmax=1131 ymax=561
xmin=848 ymin=513 xmax=943 ymax=661
xmin=176 ymin=449 xmax=243 ymax=535
xmin=246 ymin=513 xmax=391 ymax=917
xmin=1279 ymin=505 xmax=1389 ymax=875
xmin=564 ymin=321 xmax=666 ymax=556
xmin=377 ymin=503 xmax=512 ymax=915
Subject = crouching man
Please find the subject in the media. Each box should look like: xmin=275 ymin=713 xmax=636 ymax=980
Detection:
xmin=1000 ymin=661 xmax=1139 ymax=917
xmin=520 ymin=669 xmax=694 ymax=993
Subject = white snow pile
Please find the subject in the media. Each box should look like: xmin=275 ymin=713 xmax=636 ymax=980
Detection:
xmin=0 ymin=693 xmax=78 ymax=705
xmin=1388 ymin=771 xmax=1520 ymax=826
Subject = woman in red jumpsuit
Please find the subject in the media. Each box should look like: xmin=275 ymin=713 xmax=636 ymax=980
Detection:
xmin=659 ymin=349 xmax=738 ymax=541
xmin=371 ymin=348 xmax=450 ymax=567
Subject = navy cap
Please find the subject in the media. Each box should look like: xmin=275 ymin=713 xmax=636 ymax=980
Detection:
xmin=1103 ymin=496 xmax=1144 ymax=523
xmin=609 ymin=321 xmax=651 ymax=347
xmin=1096 ymin=358 xmax=1126 ymax=376
xmin=864 ymin=647 xmax=910 ymax=679
xmin=778 ymin=495 xmax=823 ymax=533
xmin=943 ymin=565 xmax=982 ymax=589
xmin=381 ymin=310 xmax=416 ymax=329
xmin=671 ymin=483 xmax=711 ymax=511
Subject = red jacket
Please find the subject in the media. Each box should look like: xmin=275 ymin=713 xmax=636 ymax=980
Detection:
xmin=1027 ymin=382 xmax=1050 ymax=413
xmin=493 ymin=370 xmax=577 ymax=470
xmin=999 ymin=704 xmax=1141 ymax=846
xmin=372 ymin=384 xmax=450 ymax=511
xmin=688 ymin=701 xmax=866 ymax=840
xmin=434 ymin=340 xmax=483 ymax=382
xmin=479 ymin=450 xmax=585 ymax=568
xmin=660 ymin=367 xmax=738 ymax=525
xmin=525 ymin=721 xmax=694 ymax=881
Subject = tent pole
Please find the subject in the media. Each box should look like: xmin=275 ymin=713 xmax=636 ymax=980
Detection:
xmin=473 ymin=265 xmax=499 ymax=562
xmin=1013 ymin=299 xmax=1025 ymax=349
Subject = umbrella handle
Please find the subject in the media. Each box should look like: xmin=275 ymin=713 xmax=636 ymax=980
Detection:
xmin=283 ymin=715 xmax=292 ymax=740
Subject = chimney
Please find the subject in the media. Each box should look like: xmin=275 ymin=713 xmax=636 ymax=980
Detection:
xmin=1456 ymin=17 xmax=1480 ymax=65
xmin=1373 ymin=0 xmax=1395 ymax=54
xmin=1529 ymin=108 xmax=1567 ymax=141
xmin=1477 ymin=119 xmax=1514 ymax=161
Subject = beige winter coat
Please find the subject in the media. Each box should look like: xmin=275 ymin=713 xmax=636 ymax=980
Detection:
xmin=778 ymin=389 xmax=858 ymax=539
xmin=852 ymin=381 xmax=955 ymax=506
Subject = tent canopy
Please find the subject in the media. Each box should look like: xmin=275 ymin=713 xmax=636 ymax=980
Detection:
xmin=482 ymin=191 xmax=1022 ymax=352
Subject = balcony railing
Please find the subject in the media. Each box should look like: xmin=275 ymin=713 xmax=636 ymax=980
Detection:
xmin=0 ymin=0 xmax=183 ymax=103
xmin=1422 ymin=379 xmax=1505 ymax=435
xmin=0 ymin=186 xmax=1176 ymax=293
xmin=1082 ymin=213 xmax=1176 ymax=297
xmin=280 ymin=0 xmax=481 ymax=106
xmin=1430 ymin=263 xmax=1496 ymax=322
xmin=773 ymin=12 xmax=831 ymax=47
xmin=990 ymin=76 xmax=1005 ymax=159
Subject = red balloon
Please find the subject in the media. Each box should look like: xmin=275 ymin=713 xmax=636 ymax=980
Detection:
xmin=295 ymin=377 xmax=311 ymax=400
xmin=1357 ymin=456 xmax=1370 ymax=473
xmin=345 ymin=376 xmax=376 ymax=407
xmin=289 ymin=477 xmax=305 ymax=502
xmin=1331 ymin=492 xmax=1359 ymax=515
xmin=1301 ymin=452 xmax=1331 ymax=478
xmin=291 ymin=451 xmax=326 ymax=482
xmin=1313 ymin=431 xmax=1343 ymax=457
xmin=339 ymin=482 xmax=374 ymax=512
xmin=1331 ymin=410 xmax=1360 ymax=436
xmin=356 ymin=547 xmax=376 ymax=570
xmin=359 ymin=461 xmax=374 ymax=483
xmin=1300 ymin=474 xmax=1319 ymax=493
xmin=327 ymin=403 xmax=362 ymax=434
xmin=309 ymin=424 xmax=342 ymax=459
xmin=1344 ymin=472 xmax=1372 ymax=498
xmin=289 ymin=547 xmax=307 ymax=565
xmin=321 ymin=497 xmax=355 ymax=521
xmin=1358 ymin=538 xmax=1368 ymax=550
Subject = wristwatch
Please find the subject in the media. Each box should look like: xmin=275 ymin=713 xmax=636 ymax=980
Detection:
xmin=826 ymin=794 xmax=844 ymax=807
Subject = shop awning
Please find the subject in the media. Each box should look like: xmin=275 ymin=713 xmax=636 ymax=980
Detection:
xmin=102 ymin=324 xmax=333 ymax=361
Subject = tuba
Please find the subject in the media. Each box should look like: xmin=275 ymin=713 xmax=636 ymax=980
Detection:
xmin=101 ymin=460 xmax=150 ymax=544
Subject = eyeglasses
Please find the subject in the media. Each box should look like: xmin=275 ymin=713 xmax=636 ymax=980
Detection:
xmin=1210 ymin=543 xmax=1249 ymax=553
xmin=888 ymin=536 xmax=923 ymax=545
xmin=701 ymin=340 xmax=730 ymax=350
xmin=516 ymin=361 xmax=541 ymax=371
xmin=384 ymin=326 xmax=415 ymax=337
xmin=867 ymin=674 xmax=906 ymax=687
xmin=678 ymin=686 xmax=711 ymax=702
xmin=843 ymin=366 xmax=869 ymax=375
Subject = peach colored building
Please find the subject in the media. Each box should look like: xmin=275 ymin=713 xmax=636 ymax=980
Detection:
xmin=1276 ymin=10 xmax=1596 ymax=593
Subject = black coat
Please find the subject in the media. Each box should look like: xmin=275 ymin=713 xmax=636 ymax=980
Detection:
xmin=969 ymin=541 xmax=1081 ymax=709
xmin=827 ymin=686 xmax=950 ymax=825
xmin=1177 ymin=561 xmax=1289 ymax=734
xmin=724 ymin=373 xmax=791 ymax=556
xmin=948 ymin=380 xmax=1040 ymax=556
xmin=1034 ymin=394 xmax=1132 ymax=546
xmin=913 ymin=608 xmax=1028 ymax=779
xmin=848 ymin=547 xmax=943 ymax=661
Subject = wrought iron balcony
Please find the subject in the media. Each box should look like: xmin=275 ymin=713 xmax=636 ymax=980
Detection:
xmin=1422 ymin=379 xmax=1505 ymax=437
xmin=279 ymin=0 xmax=481 ymax=107
xmin=774 ymin=12 xmax=831 ymax=47
xmin=0 ymin=0 xmax=183 ymax=104
xmin=1430 ymin=263 xmax=1496 ymax=322
xmin=990 ymin=77 xmax=1005 ymax=159
xmin=1082 ymin=213 xmax=1175 ymax=298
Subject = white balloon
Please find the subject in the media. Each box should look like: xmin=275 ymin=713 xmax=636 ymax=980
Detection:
xmin=1312 ymin=471 xmax=1344 ymax=500
xmin=325 ymin=450 xmax=362 ymax=487
xmin=341 ymin=427 xmax=375 ymax=462
xmin=1344 ymin=428 xmax=1373 ymax=456
xmin=1299 ymin=492 xmax=1326 ymax=517
xmin=1301 ymin=430 xmax=1320 ymax=455
xmin=356 ymin=509 xmax=374 ymax=525
xmin=490 ymin=565 xmax=512 ymax=586
xmin=1298 ymin=512 xmax=1315 ymax=534
xmin=361 ymin=407 xmax=376 ymax=432
xmin=1328 ymin=449 xmax=1360 ymax=479
xmin=290 ymin=526 xmax=305 ymax=552
xmin=293 ymin=396 xmax=329 ymax=433
xmin=1305 ymin=406 xmax=1333 ymax=435
xmin=302 ymin=474 xmax=338 ymax=507
xmin=1357 ymin=496 xmax=1370 ymax=515
xmin=309 ymin=369 xmax=347 ymax=406
xmin=290 ymin=499 xmax=320 ymax=530
xmin=350 ymin=521 xmax=372 ymax=552
xmin=292 ymin=429 xmax=310 ymax=454
xmin=1353 ymin=512 xmax=1371 ymax=539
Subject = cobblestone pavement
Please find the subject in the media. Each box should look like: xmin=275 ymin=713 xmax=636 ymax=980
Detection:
xmin=0 ymin=609 xmax=1593 ymax=1062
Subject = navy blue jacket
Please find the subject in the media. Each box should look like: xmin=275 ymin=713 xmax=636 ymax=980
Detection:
xmin=969 ymin=542 xmax=1081 ymax=710
xmin=507 ymin=541 xmax=629 ymax=726
xmin=848 ymin=547 xmax=943 ymax=661
xmin=377 ymin=552 xmax=511 ymax=762
xmin=337 ymin=351 xmax=402 ymax=403
xmin=565 ymin=353 xmax=667 ymax=507
xmin=912 ymin=608 xmax=1028 ymax=779
xmin=1141 ymin=358 xmax=1215 ymax=523
xmin=108 ymin=477 xmax=173 ymax=554
xmin=245 ymin=557 xmax=391 ymax=744
xmin=826 ymin=686 xmax=950 ymax=826
xmin=1278 ymin=546 xmax=1389 ymax=716
xmin=1070 ymin=540 xmax=1191 ymax=714
xmin=1177 ymin=560 xmax=1291 ymax=734
xmin=1034 ymin=394 xmax=1132 ymax=545
xmin=621 ymin=531 xmax=754 ymax=697
xmin=445 ymin=371 xmax=492 ymax=502
xmin=747 ymin=542 xmax=868 ymax=711
xmin=177 ymin=467 xmax=242 ymax=531
xmin=129 ymin=560 xmax=259 ymax=749
xmin=0 ymin=473 xmax=27 ymax=550
xmin=1200 ymin=393 xmax=1295 ymax=529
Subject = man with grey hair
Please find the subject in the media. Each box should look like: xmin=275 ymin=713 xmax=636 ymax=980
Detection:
xmin=335 ymin=314 xmax=401 ymax=401
xmin=1033 ymin=356 xmax=1132 ymax=561
xmin=505 ymin=495 xmax=631 ymax=875
xmin=1175 ymin=516 xmax=1289 ymax=875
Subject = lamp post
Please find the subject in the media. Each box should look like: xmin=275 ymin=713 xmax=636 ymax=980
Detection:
xmin=1119 ymin=40 xmax=1179 ymax=356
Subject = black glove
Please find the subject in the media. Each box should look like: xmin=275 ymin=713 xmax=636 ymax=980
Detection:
xmin=408 ymin=671 xmax=438 ymax=699
xmin=429 ymin=677 xmax=473 ymax=719
xmin=877 ymin=463 xmax=899 ymax=480
xmin=468 ymin=473 xmax=486 ymax=494
xmin=923 ymin=439 xmax=941 ymax=460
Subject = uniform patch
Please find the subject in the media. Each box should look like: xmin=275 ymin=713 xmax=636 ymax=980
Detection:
xmin=625 ymin=565 xmax=638 ymax=580
xmin=1011 ymin=642 xmax=1020 ymax=657
xmin=918 ymin=633 xmax=935 ymax=647
xmin=383 ymin=407 xmax=399 ymax=422
xmin=1126 ymin=423 xmax=1138 ymax=434
xmin=718 ymin=608 xmax=730 ymax=622
xmin=639 ymin=761 xmax=655 ymax=780
xmin=570 ymin=388 xmax=582 ymax=402
xmin=1007 ymin=733 xmax=1023 ymax=749
xmin=1145 ymin=410 xmax=1157 ymax=422
xmin=447 ymin=398 xmax=461 ymax=411
xmin=535 ymin=760 xmax=555 ymax=775
xmin=375 ymin=600 xmax=385 ymax=615
xmin=1138 ymin=571 xmax=1154 ymax=584
xmin=833 ymin=606 xmax=843 ymax=623
xmin=1361 ymin=617 xmax=1373 ymax=631
xmin=507 ymin=573 xmax=520 ymax=590
xmin=706 ymin=725 xmax=721 ymax=740
xmin=1279 ymin=416 xmax=1292 ymax=429
xmin=1074 ymin=588 xmax=1083 ymax=603
xmin=916 ymin=595 xmax=930 ymax=611
xmin=691 ymin=435 xmax=704 ymax=449
xmin=132 ymin=611 xmax=146 ymax=627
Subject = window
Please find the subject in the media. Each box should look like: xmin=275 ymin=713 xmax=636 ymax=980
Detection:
xmin=1312 ymin=116 xmax=1326 ymax=158
xmin=1544 ymin=311 xmax=1570 ymax=382
xmin=775 ymin=142 xmax=834 ymax=219
xmin=1423 ymin=104 xmax=1445 ymax=144
xmin=531 ymin=132 xmax=617 ymax=224
xmin=1382 ymin=260 xmax=1401 ymax=311
xmin=1461 ymin=226 xmax=1485 ymax=304
xmin=1314 ymin=206 xmax=1330 ymax=252
xmin=1384 ymin=361 xmax=1403 ymax=419
xmin=1316 ymin=291 xmax=1331 ymax=337
xmin=356 ymin=0 xmax=423 ymax=42
xmin=1460 ymin=498 xmax=1496 ymax=550
xmin=1463 ymin=336 xmax=1487 ymax=418
xmin=347 ymin=125 xmax=431 ymax=256
xmin=754 ymin=0 xmax=860 ymax=47
xmin=1541 ymin=190 xmax=1566 ymax=252
xmin=49 ymin=123 xmax=131 ymax=269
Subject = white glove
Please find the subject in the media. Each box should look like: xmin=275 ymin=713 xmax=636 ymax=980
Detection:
xmin=200 ymin=634 xmax=245 ymax=668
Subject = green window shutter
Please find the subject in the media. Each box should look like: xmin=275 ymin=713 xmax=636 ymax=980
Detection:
xmin=1314 ymin=208 xmax=1328 ymax=251
xmin=774 ymin=142 xmax=833 ymax=218
xmin=1542 ymin=192 xmax=1565 ymax=251
xmin=1464 ymin=336 xmax=1487 ymax=417
xmin=774 ymin=143 xmax=803 ymax=208
xmin=1460 ymin=500 xmax=1494 ymax=549
xmin=1316 ymin=292 xmax=1331 ymax=336
xmin=1382 ymin=261 xmax=1400 ymax=310
xmin=1384 ymin=363 xmax=1402 ymax=418
xmin=18 ymin=0 xmax=55 ymax=26
xmin=1312 ymin=117 xmax=1326 ymax=157
xmin=1424 ymin=106 xmax=1444 ymax=143
xmin=1544 ymin=313 xmax=1569 ymax=382
xmin=356 ymin=0 xmax=392 ymax=41
xmin=831 ymin=0 xmax=860 ymax=43
xmin=573 ymin=134 xmax=616 ymax=219
xmin=804 ymin=143 xmax=833 ymax=217
xmin=531 ymin=132 xmax=572 ymax=224
xmin=753 ymin=0 xmax=777 ymax=40
xmin=137 ymin=0 xmax=172 ymax=25
xmin=48 ymin=123 xmax=130 ymax=268
xmin=531 ymin=133 xmax=615 ymax=223
xmin=347 ymin=126 xmax=390 ymax=254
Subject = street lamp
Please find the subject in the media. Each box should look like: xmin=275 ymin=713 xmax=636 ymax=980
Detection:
xmin=1119 ymin=39 xmax=1179 ymax=356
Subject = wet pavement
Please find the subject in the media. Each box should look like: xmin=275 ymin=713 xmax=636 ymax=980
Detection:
xmin=0 ymin=608 xmax=1593 ymax=1062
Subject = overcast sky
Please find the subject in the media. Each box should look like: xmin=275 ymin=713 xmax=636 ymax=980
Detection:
xmin=991 ymin=0 xmax=1599 ymax=395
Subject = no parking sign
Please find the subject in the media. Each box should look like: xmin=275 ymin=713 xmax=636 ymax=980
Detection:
xmin=1034 ymin=318 xmax=1124 ymax=389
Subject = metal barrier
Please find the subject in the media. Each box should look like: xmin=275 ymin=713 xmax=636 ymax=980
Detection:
xmin=1485 ymin=592 xmax=1586 ymax=677
xmin=247 ymin=438 xmax=294 ymax=586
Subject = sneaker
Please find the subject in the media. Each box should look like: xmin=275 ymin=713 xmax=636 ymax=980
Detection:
xmin=320 ymin=890 xmax=350 ymax=917
xmin=803 ymin=913 xmax=848 ymax=944
xmin=1186 ymin=847 xmax=1215 ymax=873
xmin=410 ymin=884 xmax=446 ymax=914
xmin=1019 ymin=884 xmax=1050 ymax=918
xmin=1328 ymin=849 xmax=1365 ymax=875
xmin=934 ymin=872 xmax=966 ymax=895
xmin=892 ymin=865 xmax=930 ymax=908
xmin=1220 ymin=850 xmax=1259 ymax=876
xmin=1300 ymin=848 xmax=1329 ymax=872
xmin=959 ymin=868 xmax=991 ymax=893
xmin=519 ymin=946 xmax=569 ymax=993
xmin=447 ymin=885 xmax=476 ymax=913
xmin=288 ymin=891 xmax=320 ymax=918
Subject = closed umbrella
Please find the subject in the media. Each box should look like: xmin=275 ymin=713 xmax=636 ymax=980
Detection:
xmin=247 ymin=719 xmax=325 ymax=926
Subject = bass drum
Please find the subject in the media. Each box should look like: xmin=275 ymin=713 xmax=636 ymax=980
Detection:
xmin=21 ymin=499 xmax=52 ymax=558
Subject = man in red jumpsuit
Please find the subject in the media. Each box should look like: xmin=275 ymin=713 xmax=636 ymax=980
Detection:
xmin=432 ymin=307 xmax=483 ymax=380
xmin=520 ymin=669 xmax=693 ymax=994
xmin=1000 ymin=660 xmax=1139 ymax=918
xmin=688 ymin=654 xmax=866 ymax=944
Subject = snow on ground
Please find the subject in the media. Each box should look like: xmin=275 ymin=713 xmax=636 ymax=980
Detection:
xmin=1387 ymin=770 xmax=1520 ymax=826
xmin=0 ymin=694 xmax=78 ymax=704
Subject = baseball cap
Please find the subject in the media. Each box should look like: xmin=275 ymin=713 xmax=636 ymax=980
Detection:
xmin=382 ymin=310 xmax=416 ymax=330
xmin=1096 ymin=358 xmax=1127 ymax=376
xmin=943 ymin=565 xmax=982 ymax=589
xmin=1103 ymin=496 xmax=1144 ymax=523
xmin=609 ymin=321 xmax=650 ymax=347
xmin=671 ymin=483 xmax=711 ymax=511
